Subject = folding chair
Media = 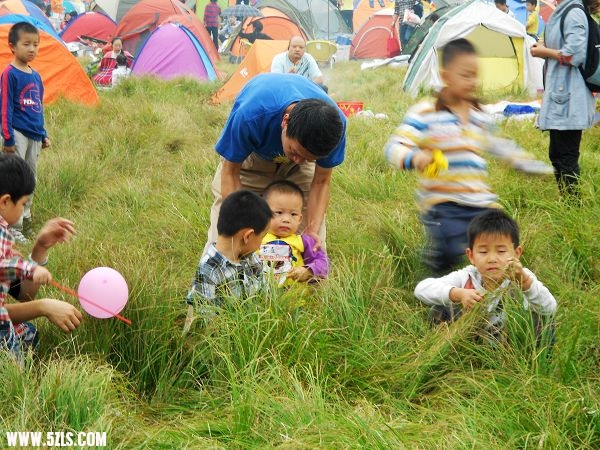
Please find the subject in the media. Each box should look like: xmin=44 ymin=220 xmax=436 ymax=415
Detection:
xmin=306 ymin=40 xmax=338 ymax=69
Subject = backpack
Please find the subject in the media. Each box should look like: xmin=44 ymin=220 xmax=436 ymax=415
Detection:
xmin=559 ymin=2 xmax=600 ymax=92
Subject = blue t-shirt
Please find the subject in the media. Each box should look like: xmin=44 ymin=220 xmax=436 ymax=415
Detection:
xmin=0 ymin=65 xmax=46 ymax=146
xmin=215 ymin=73 xmax=346 ymax=168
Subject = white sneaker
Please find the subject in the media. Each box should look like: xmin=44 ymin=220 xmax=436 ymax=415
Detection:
xmin=9 ymin=228 xmax=29 ymax=244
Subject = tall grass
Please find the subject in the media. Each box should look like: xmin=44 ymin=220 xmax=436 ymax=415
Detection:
xmin=1 ymin=62 xmax=598 ymax=448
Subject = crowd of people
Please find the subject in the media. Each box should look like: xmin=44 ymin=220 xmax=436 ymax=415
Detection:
xmin=2 ymin=0 xmax=596 ymax=361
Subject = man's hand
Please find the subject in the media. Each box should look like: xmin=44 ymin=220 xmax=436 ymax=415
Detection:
xmin=3 ymin=145 xmax=16 ymax=153
xmin=449 ymin=287 xmax=483 ymax=310
xmin=42 ymin=137 xmax=51 ymax=149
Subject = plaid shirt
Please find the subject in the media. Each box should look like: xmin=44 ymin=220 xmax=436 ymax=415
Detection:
xmin=394 ymin=0 xmax=416 ymax=20
xmin=0 ymin=216 xmax=37 ymax=330
xmin=186 ymin=243 xmax=264 ymax=309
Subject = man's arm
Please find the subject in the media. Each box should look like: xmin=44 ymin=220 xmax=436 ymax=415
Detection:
xmin=304 ymin=165 xmax=332 ymax=239
xmin=220 ymin=160 xmax=243 ymax=201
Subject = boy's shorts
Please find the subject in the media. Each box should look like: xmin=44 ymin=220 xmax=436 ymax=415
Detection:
xmin=0 ymin=321 xmax=39 ymax=359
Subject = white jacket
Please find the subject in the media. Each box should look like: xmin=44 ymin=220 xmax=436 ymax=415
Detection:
xmin=414 ymin=265 xmax=557 ymax=317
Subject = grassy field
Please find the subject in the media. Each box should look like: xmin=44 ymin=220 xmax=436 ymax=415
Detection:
xmin=1 ymin=60 xmax=599 ymax=449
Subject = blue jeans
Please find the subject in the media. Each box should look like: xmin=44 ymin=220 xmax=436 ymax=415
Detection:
xmin=421 ymin=202 xmax=491 ymax=275
xmin=0 ymin=321 xmax=38 ymax=362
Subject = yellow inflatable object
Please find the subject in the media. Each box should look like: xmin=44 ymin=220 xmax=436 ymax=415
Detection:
xmin=423 ymin=149 xmax=448 ymax=178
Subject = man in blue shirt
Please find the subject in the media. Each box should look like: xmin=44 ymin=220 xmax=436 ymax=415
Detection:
xmin=205 ymin=72 xmax=346 ymax=253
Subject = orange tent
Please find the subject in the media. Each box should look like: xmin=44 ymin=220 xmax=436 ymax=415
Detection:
xmin=212 ymin=39 xmax=288 ymax=104
xmin=0 ymin=18 xmax=99 ymax=105
xmin=229 ymin=15 xmax=308 ymax=60
xmin=114 ymin=0 xmax=196 ymax=55
xmin=353 ymin=0 xmax=394 ymax=31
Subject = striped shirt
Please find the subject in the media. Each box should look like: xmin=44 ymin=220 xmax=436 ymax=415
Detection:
xmin=203 ymin=2 xmax=221 ymax=28
xmin=0 ymin=216 xmax=37 ymax=329
xmin=186 ymin=243 xmax=264 ymax=309
xmin=384 ymin=101 xmax=547 ymax=212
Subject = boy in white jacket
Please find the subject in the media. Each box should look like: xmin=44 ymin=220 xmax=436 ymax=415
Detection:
xmin=415 ymin=209 xmax=556 ymax=340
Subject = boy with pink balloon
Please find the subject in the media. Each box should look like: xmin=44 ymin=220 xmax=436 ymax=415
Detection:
xmin=0 ymin=154 xmax=82 ymax=359
xmin=184 ymin=190 xmax=272 ymax=332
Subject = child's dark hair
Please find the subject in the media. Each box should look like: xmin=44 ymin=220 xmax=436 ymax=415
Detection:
xmin=467 ymin=209 xmax=520 ymax=249
xmin=525 ymin=0 xmax=537 ymax=6
xmin=495 ymin=0 xmax=507 ymax=5
xmin=8 ymin=22 xmax=39 ymax=46
xmin=116 ymin=53 xmax=127 ymax=66
xmin=436 ymin=38 xmax=481 ymax=112
xmin=264 ymin=180 xmax=304 ymax=205
xmin=287 ymin=99 xmax=344 ymax=158
xmin=0 ymin=154 xmax=36 ymax=200
xmin=217 ymin=190 xmax=272 ymax=237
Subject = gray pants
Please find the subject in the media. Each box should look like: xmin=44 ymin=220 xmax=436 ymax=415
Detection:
xmin=5 ymin=130 xmax=41 ymax=229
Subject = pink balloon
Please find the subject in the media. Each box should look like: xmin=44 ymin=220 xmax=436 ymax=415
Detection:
xmin=77 ymin=267 xmax=129 ymax=319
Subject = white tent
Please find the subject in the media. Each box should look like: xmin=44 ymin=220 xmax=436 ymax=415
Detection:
xmin=403 ymin=0 xmax=544 ymax=96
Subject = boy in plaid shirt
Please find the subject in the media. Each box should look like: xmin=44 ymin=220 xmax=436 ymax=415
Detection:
xmin=0 ymin=154 xmax=81 ymax=359
xmin=184 ymin=190 xmax=272 ymax=331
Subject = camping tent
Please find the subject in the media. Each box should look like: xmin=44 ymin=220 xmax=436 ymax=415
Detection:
xmin=59 ymin=11 xmax=117 ymax=43
xmin=114 ymin=0 xmax=194 ymax=54
xmin=404 ymin=0 xmax=543 ymax=96
xmin=132 ymin=22 xmax=217 ymax=81
xmin=0 ymin=0 xmax=54 ymax=30
xmin=162 ymin=13 xmax=219 ymax=64
xmin=350 ymin=8 xmax=395 ymax=59
xmin=403 ymin=4 xmax=456 ymax=57
xmin=352 ymin=0 xmax=394 ymax=31
xmin=212 ymin=39 xmax=288 ymax=103
xmin=93 ymin=0 xmax=139 ymax=22
xmin=228 ymin=15 xmax=309 ymax=61
xmin=258 ymin=0 xmax=349 ymax=40
xmin=0 ymin=14 xmax=99 ymax=105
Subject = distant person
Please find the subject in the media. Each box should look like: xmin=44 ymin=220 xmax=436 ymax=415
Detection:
xmin=495 ymin=0 xmax=516 ymax=18
xmin=0 ymin=22 xmax=50 ymax=243
xmin=205 ymin=73 xmax=346 ymax=257
xmin=92 ymin=37 xmax=133 ymax=87
xmin=530 ymin=0 xmax=597 ymax=202
xmin=184 ymin=190 xmax=271 ymax=331
xmin=384 ymin=39 xmax=552 ymax=275
xmin=259 ymin=180 xmax=329 ymax=286
xmin=338 ymin=0 xmax=354 ymax=32
xmin=219 ymin=15 xmax=240 ymax=44
xmin=0 ymin=154 xmax=82 ymax=360
xmin=525 ymin=0 xmax=539 ymax=38
xmin=415 ymin=209 xmax=557 ymax=342
xmin=60 ymin=10 xmax=77 ymax=30
xmin=270 ymin=36 xmax=328 ymax=93
xmin=238 ymin=21 xmax=271 ymax=43
xmin=111 ymin=53 xmax=131 ymax=88
xmin=203 ymin=0 xmax=221 ymax=50
xmin=393 ymin=0 xmax=418 ymax=50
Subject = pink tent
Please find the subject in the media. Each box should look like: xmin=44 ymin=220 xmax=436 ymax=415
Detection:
xmin=131 ymin=22 xmax=217 ymax=81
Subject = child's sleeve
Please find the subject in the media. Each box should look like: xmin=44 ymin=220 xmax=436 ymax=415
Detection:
xmin=383 ymin=102 xmax=431 ymax=170
xmin=301 ymin=234 xmax=329 ymax=278
xmin=484 ymin=135 xmax=554 ymax=175
xmin=414 ymin=269 xmax=468 ymax=306
xmin=1 ymin=69 xmax=15 ymax=146
xmin=521 ymin=268 xmax=557 ymax=316
xmin=0 ymin=257 xmax=37 ymax=284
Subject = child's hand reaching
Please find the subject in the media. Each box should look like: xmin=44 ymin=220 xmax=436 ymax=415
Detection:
xmin=32 ymin=266 xmax=52 ymax=285
xmin=39 ymin=299 xmax=82 ymax=332
xmin=449 ymin=287 xmax=483 ymax=310
xmin=286 ymin=266 xmax=313 ymax=282
xmin=505 ymin=258 xmax=533 ymax=291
